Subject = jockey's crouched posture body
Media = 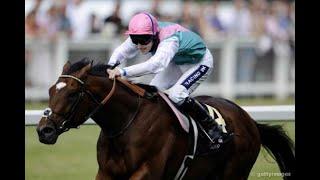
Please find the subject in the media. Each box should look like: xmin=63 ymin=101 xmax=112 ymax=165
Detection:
xmin=106 ymin=12 xmax=232 ymax=151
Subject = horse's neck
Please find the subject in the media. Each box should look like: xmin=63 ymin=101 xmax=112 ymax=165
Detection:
xmin=89 ymin=77 xmax=140 ymax=134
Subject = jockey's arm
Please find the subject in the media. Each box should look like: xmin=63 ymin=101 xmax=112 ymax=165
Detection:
xmin=121 ymin=36 xmax=179 ymax=77
xmin=107 ymin=37 xmax=139 ymax=66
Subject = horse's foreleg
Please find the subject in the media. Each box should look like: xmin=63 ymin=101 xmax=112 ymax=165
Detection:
xmin=130 ymin=131 xmax=176 ymax=180
xmin=129 ymin=162 xmax=152 ymax=180
xmin=129 ymin=150 xmax=170 ymax=180
xmin=129 ymin=158 xmax=167 ymax=180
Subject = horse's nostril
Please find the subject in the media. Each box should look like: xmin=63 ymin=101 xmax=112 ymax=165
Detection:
xmin=42 ymin=127 xmax=55 ymax=135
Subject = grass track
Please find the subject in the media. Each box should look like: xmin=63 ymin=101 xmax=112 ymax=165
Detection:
xmin=26 ymin=122 xmax=294 ymax=180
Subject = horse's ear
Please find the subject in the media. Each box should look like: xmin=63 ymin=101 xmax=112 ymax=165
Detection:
xmin=78 ymin=61 xmax=92 ymax=78
xmin=62 ymin=61 xmax=71 ymax=74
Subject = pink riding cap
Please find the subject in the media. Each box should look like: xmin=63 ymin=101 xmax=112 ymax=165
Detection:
xmin=125 ymin=12 xmax=159 ymax=36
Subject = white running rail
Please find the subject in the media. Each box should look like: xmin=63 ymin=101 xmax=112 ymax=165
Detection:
xmin=25 ymin=105 xmax=295 ymax=125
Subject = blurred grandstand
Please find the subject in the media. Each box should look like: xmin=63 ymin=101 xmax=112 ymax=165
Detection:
xmin=25 ymin=0 xmax=295 ymax=101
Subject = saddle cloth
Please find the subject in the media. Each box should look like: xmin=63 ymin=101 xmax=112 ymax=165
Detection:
xmin=158 ymin=92 xmax=227 ymax=133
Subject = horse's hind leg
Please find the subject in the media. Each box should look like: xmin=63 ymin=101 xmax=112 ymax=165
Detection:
xmin=218 ymin=154 xmax=258 ymax=180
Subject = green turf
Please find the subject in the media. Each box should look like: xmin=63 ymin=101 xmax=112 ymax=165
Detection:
xmin=26 ymin=122 xmax=294 ymax=180
xmin=26 ymin=125 xmax=100 ymax=180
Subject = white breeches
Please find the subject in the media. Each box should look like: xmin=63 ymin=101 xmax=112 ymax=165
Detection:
xmin=150 ymin=48 xmax=214 ymax=105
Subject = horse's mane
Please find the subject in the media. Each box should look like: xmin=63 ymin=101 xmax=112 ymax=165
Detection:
xmin=66 ymin=57 xmax=158 ymax=93
xmin=65 ymin=57 xmax=111 ymax=77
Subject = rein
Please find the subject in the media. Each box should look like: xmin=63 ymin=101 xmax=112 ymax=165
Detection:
xmin=116 ymin=77 xmax=145 ymax=96
xmin=43 ymin=74 xmax=145 ymax=138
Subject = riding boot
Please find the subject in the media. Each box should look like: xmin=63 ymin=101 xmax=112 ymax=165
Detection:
xmin=179 ymin=97 xmax=233 ymax=151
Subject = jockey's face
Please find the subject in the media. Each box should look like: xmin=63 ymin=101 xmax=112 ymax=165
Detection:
xmin=137 ymin=41 xmax=153 ymax=54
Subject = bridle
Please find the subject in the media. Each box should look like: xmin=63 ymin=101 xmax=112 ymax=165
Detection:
xmin=43 ymin=74 xmax=118 ymax=135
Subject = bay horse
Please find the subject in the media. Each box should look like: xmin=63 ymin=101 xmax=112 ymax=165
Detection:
xmin=36 ymin=58 xmax=295 ymax=180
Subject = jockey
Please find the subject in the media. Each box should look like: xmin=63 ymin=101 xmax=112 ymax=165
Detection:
xmin=106 ymin=12 xmax=232 ymax=150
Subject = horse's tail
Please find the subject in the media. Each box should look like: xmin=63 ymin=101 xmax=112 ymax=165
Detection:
xmin=256 ymin=123 xmax=295 ymax=180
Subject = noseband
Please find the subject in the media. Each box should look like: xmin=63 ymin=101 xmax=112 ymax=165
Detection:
xmin=43 ymin=75 xmax=117 ymax=134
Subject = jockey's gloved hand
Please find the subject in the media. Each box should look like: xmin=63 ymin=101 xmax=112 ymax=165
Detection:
xmin=106 ymin=67 xmax=126 ymax=79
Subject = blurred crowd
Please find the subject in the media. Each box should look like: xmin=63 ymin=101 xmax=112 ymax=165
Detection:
xmin=25 ymin=0 xmax=294 ymax=44
xmin=25 ymin=0 xmax=295 ymax=86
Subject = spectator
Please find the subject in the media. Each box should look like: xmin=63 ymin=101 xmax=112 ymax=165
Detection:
xmin=229 ymin=0 xmax=252 ymax=37
xmin=288 ymin=1 xmax=295 ymax=60
xmin=25 ymin=0 xmax=44 ymax=87
xmin=25 ymin=0 xmax=45 ymax=39
xmin=251 ymin=0 xmax=275 ymax=81
xmin=25 ymin=10 xmax=41 ymax=39
xmin=250 ymin=0 xmax=268 ymax=39
xmin=33 ymin=0 xmax=42 ymax=11
xmin=103 ymin=0 xmax=123 ymax=37
xmin=40 ymin=5 xmax=61 ymax=41
xmin=90 ymin=13 xmax=102 ymax=34
xmin=177 ymin=0 xmax=201 ymax=36
xmin=289 ymin=1 xmax=295 ymax=83
xmin=199 ymin=0 xmax=227 ymax=40
xmin=151 ymin=0 xmax=162 ymax=20
xmin=229 ymin=0 xmax=256 ymax=82
xmin=57 ymin=1 xmax=72 ymax=38
xmin=66 ymin=0 xmax=91 ymax=40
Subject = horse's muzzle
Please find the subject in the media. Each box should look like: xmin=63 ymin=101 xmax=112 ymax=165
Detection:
xmin=36 ymin=125 xmax=58 ymax=144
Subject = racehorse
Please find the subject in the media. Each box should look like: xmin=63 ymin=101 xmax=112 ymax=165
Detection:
xmin=36 ymin=58 xmax=295 ymax=180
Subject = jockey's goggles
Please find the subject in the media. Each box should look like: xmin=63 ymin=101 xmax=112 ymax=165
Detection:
xmin=130 ymin=35 xmax=154 ymax=45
